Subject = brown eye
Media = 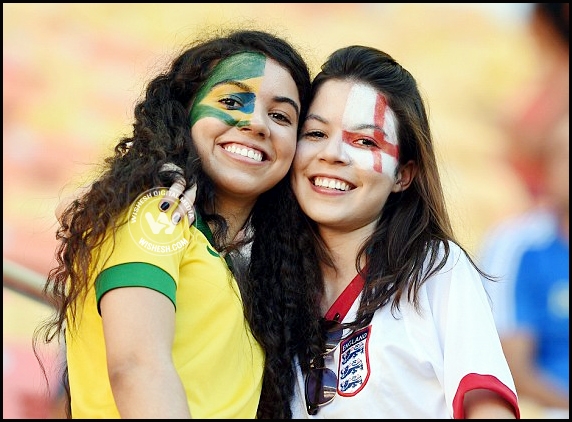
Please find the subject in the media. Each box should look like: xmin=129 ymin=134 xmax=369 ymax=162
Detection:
xmin=302 ymin=130 xmax=326 ymax=140
xmin=356 ymin=138 xmax=377 ymax=148
xmin=219 ymin=96 xmax=242 ymax=109
xmin=269 ymin=112 xmax=292 ymax=125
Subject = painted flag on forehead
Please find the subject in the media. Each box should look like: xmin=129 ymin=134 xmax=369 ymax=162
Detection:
xmin=342 ymin=84 xmax=399 ymax=175
xmin=189 ymin=52 xmax=266 ymax=127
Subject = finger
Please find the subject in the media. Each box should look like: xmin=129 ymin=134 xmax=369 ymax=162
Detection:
xmin=180 ymin=184 xmax=197 ymax=225
xmin=172 ymin=184 xmax=197 ymax=226
xmin=158 ymin=162 xmax=185 ymax=211
xmin=158 ymin=174 xmax=186 ymax=212
xmin=159 ymin=162 xmax=184 ymax=175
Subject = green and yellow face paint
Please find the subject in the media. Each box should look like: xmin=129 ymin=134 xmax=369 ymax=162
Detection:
xmin=189 ymin=52 xmax=267 ymax=128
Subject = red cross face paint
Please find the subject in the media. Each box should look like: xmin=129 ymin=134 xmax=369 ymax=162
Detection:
xmin=341 ymin=83 xmax=399 ymax=177
xmin=292 ymin=79 xmax=401 ymax=232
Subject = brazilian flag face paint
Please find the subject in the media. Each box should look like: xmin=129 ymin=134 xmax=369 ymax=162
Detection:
xmin=189 ymin=52 xmax=267 ymax=128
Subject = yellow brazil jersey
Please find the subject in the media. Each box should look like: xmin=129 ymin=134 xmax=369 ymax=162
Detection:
xmin=65 ymin=191 xmax=264 ymax=418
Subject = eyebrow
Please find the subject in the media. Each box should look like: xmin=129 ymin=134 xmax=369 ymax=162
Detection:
xmin=353 ymin=123 xmax=388 ymax=136
xmin=304 ymin=116 xmax=386 ymax=135
xmin=213 ymin=80 xmax=300 ymax=118
xmin=304 ymin=114 xmax=327 ymax=124
xmin=275 ymin=96 xmax=300 ymax=118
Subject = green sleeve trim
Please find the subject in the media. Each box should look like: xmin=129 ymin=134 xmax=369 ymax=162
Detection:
xmin=95 ymin=263 xmax=176 ymax=312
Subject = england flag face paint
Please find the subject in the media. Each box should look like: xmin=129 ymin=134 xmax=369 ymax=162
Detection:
xmin=292 ymin=79 xmax=401 ymax=232
xmin=341 ymin=83 xmax=399 ymax=177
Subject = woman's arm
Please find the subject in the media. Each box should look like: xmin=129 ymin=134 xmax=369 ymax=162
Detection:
xmin=464 ymin=389 xmax=517 ymax=419
xmin=101 ymin=286 xmax=191 ymax=418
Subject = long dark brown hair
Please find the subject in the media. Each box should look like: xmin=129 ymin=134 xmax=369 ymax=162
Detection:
xmin=289 ymin=46 xmax=496 ymax=368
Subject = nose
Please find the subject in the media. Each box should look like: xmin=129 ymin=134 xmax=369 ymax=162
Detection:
xmin=238 ymin=102 xmax=270 ymax=139
xmin=317 ymin=133 xmax=350 ymax=164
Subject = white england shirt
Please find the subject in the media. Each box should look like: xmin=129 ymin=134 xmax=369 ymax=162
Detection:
xmin=290 ymin=241 xmax=519 ymax=418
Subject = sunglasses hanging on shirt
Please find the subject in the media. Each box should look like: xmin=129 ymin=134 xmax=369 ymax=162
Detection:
xmin=305 ymin=318 xmax=345 ymax=415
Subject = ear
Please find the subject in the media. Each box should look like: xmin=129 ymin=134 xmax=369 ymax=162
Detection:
xmin=392 ymin=160 xmax=417 ymax=193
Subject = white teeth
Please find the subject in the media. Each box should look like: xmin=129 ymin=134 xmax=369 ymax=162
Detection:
xmin=224 ymin=145 xmax=263 ymax=162
xmin=314 ymin=177 xmax=350 ymax=191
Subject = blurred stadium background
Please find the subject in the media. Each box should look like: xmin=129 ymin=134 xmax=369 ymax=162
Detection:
xmin=4 ymin=3 xmax=539 ymax=418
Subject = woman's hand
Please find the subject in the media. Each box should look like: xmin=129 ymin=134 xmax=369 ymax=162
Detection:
xmin=158 ymin=163 xmax=197 ymax=225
